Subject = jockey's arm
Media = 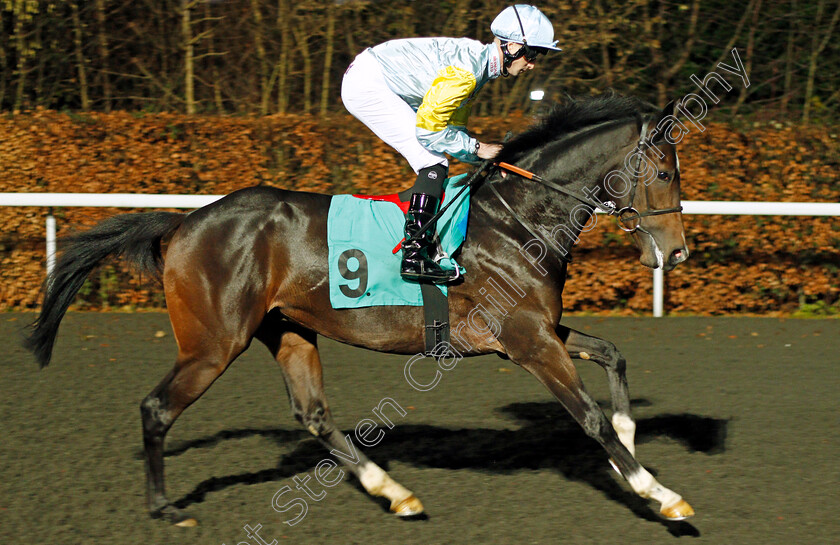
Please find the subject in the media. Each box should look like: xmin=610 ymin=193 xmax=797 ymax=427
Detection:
xmin=448 ymin=101 xmax=502 ymax=158
xmin=415 ymin=66 xmax=482 ymax=164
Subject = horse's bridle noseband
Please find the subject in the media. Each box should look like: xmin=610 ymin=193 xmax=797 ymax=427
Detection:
xmin=490 ymin=117 xmax=683 ymax=260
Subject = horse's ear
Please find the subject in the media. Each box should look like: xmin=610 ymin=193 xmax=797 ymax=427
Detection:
xmin=659 ymin=100 xmax=675 ymax=121
xmin=650 ymin=100 xmax=676 ymax=142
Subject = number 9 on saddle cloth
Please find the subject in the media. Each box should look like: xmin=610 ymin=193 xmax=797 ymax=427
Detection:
xmin=327 ymin=174 xmax=470 ymax=309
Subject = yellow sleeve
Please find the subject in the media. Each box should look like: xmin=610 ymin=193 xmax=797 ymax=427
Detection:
xmin=416 ymin=66 xmax=477 ymax=132
xmin=449 ymin=99 xmax=473 ymax=128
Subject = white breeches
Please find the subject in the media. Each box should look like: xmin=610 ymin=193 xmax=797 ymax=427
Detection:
xmin=341 ymin=49 xmax=447 ymax=174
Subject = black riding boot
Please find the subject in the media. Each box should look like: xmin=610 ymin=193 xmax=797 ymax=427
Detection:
xmin=400 ymin=193 xmax=458 ymax=284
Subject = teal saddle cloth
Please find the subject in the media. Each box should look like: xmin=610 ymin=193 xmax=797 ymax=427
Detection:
xmin=327 ymin=174 xmax=470 ymax=309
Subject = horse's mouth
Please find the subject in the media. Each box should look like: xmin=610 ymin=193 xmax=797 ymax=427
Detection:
xmin=661 ymin=248 xmax=690 ymax=271
xmin=640 ymin=247 xmax=689 ymax=271
xmin=669 ymin=248 xmax=689 ymax=267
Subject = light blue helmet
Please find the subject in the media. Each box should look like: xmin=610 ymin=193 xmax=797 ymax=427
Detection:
xmin=491 ymin=5 xmax=561 ymax=51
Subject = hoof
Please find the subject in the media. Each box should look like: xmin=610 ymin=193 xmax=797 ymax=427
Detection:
xmin=391 ymin=495 xmax=424 ymax=517
xmin=660 ymin=498 xmax=695 ymax=521
xmin=152 ymin=505 xmax=199 ymax=527
xmin=174 ymin=516 xmax=199 ymax=528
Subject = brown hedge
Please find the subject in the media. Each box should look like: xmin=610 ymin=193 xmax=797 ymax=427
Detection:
xmin=1 ymin=111 xmax=838 ymax=315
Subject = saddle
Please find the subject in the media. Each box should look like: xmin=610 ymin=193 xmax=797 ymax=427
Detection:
xmin=326 ymin=174 xmax=471 ymax=353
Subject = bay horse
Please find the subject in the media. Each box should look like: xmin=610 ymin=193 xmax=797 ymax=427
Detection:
xmin=24 ymin=94 xmax=693 ymax=527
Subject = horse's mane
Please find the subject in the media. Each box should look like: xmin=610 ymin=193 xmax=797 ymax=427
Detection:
xmin=495 ymin=92 xmax=658 ymax=163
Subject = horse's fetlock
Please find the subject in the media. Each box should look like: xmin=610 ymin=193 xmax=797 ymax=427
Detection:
xmin=148 ymin=496 xmax=170 ymax=514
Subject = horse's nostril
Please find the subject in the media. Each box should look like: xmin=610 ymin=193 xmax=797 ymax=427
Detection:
xmin=671 ymin=248 xmax=688 ymax=263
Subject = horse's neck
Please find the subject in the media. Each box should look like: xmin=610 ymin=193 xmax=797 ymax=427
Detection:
xmin=472 ymin=121 xmax=638 ymax=245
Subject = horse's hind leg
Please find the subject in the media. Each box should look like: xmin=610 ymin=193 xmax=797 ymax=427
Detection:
xmin=141 ymin=299 xmax=260 ymax=526
xmin=257 ymin=324 xmax=423 ymax=517
xmin=558 ymin=325 xmax=636 ymax=457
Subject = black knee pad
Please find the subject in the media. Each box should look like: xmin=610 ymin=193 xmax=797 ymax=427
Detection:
xmin=413 ymin=164 xmax=448 ymax=199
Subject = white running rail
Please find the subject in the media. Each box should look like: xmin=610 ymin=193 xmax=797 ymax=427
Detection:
xmin=2 ymin=194 xmax=839 ymax=316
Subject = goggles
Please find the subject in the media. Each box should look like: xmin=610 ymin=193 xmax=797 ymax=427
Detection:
xmin=508 ymin=6 xmax=548 ymax=63
xmin=513 ymin=43 xmax=548 ymax=63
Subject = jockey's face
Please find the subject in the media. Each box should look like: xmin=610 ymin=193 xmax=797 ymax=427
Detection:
xmin=506 ymin=43 xmax=537 ymax=76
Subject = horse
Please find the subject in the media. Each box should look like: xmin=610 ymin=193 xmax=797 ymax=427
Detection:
xmin=24 ymin=94 xmax=693 ymax=527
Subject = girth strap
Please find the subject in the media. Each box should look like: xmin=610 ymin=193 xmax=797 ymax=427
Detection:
xmin=420 ymin=283 xmax=450 ymax=354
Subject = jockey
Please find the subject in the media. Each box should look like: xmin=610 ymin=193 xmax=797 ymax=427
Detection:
xmin=341 ymin=5 xmax=560 ymax=284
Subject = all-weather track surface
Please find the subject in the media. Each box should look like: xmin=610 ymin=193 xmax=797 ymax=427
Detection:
xmin=1 ymin=313 xmax=837 ymax=545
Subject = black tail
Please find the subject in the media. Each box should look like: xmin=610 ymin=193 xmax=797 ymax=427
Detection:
xmin=23 ymin=211 xmax=186 ymax=368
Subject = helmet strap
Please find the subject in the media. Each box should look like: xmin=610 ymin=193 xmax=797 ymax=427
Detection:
xmin=500 ymin=6 xmax=529 ymax=77
xmin=500 ymin=41 xmax=515 ymax=77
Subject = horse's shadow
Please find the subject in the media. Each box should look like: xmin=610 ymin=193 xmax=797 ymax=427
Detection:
xmin=168 ymin=401 xmax=726 ymax=536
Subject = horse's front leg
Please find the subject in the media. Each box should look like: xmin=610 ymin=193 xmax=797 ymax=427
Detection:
xmin=507 ymin=326 xmax=694 ymax=521
xmin=558 ymin=325 xmax=636 ymax=457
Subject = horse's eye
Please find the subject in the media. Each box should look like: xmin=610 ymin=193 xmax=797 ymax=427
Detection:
xmin=658 ymin=171 xmax=671 ymax=182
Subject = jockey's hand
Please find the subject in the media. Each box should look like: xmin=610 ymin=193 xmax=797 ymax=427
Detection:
xmin=477 ymin=142 xmax=503 ymax=159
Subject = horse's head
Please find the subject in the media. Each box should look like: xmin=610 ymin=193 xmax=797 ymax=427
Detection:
xmin=490 ymin=94 xmax=690 ymax=273
xmin=614 ymin=102 xmax=689 ymax=272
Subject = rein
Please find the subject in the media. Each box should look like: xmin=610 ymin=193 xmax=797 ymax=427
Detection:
xmin=490 ymin=118 xmax=683 ymax=260
xmin=493 ymin=160 xmax=612 ymax=214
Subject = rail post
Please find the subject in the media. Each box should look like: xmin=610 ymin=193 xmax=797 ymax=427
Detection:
xmin=46 ymin=209 xmax=56 ymax=278
xmin=653 ymin=268 xmax=664 ymax=317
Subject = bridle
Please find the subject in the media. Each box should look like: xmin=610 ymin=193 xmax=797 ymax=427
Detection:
xmin=613 ymin=118 xmax=684 ymax=230
xmin=489 ymin=117 xmax=683 ymax=261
